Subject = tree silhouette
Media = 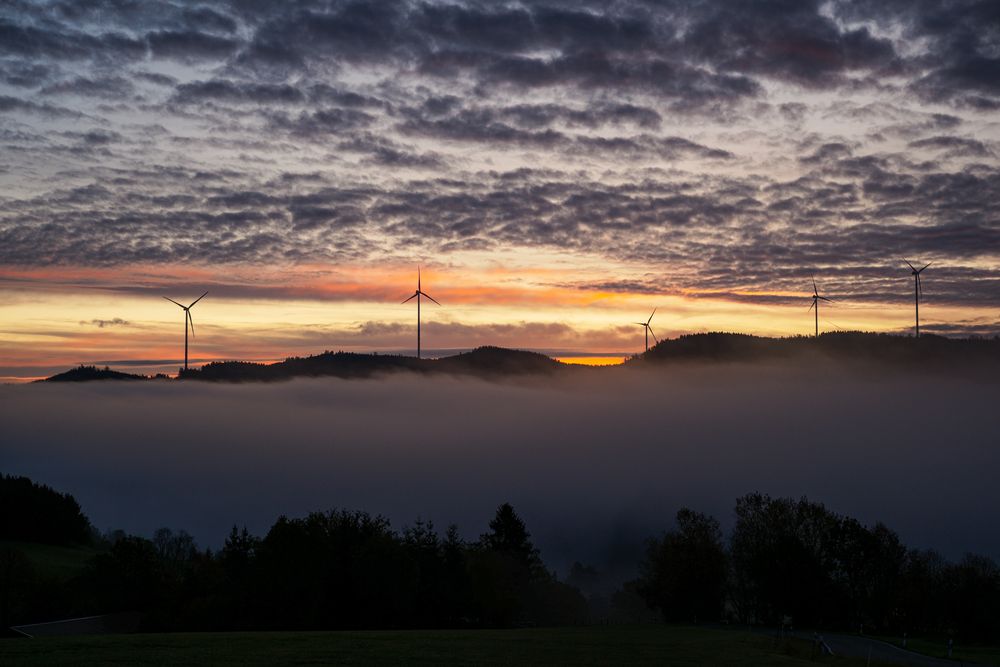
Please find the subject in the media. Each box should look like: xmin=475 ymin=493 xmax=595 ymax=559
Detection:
xmin=637 ymin=508 xmax=727 ymax=623
xmin=480 ymin=502 xmax=544 ymax=577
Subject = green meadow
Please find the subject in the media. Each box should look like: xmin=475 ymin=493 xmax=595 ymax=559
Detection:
xmin=0 ymin=625 xmax=884 ymax=667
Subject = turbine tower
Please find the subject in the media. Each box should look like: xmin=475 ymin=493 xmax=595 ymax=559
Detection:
xmin=163 ymin=291 xmax=208 ymax=371
xmin=402 ymin=267 xmax=440 ymax=359
xmin=635 ymin=308 xmax=658 ymax=352
xmin=903 ymin=259 xmax=931 ymax=338
xmin=808 ymin=279 xmax=832 ymax=338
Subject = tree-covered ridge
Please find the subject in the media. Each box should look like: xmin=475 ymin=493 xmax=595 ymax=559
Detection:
xmin=636 ymin=332 xmax=1000 ymax=367
xmin=4 ymin=478 xmax=1000 ymax=643
xmin=0 ymin=475 xmax=91 ymax=545
xmin=42 ymin=334 xmax=1000 ymax=383
xmin=633 ymin=494 xmax=1000 ymax=642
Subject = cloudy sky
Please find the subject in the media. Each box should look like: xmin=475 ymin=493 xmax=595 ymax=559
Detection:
xmin=1 ymin=0 xmax=999 ymax=378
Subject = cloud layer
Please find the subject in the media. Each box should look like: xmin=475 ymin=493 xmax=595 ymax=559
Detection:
xmin=3 ymin=363 xmax=999 ymax=578
xmin=0 ymin=0 xmax=998 ymax=311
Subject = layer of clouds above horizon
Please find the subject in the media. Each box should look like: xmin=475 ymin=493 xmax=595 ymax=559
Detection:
xmin=3 ymin=365 xmax=999 ymax=578
xmin=2 ymin=0 xmax=1000 ymax=367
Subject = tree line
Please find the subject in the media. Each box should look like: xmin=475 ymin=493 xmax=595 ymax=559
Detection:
xmin=3 ymin=478 xmax=1000 ymax=642
xmin=633 ymin=493 xmax=1000 ymax=642
xmin=0 ymin=475 xmax=91 ymax=545
xmin=2 ymin=500 xmax=586 ymax=631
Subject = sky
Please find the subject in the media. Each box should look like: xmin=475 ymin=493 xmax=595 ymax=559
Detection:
xmin=1 ymin=0 xmax=999 ymax=379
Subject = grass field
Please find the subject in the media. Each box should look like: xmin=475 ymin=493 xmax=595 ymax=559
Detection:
xmin=0 ymin=625 xmax=886 ymax=666
xmin=0 ymin=540 xmax=104 ymax=581
xmin=876 ymin=635 xmax=1000 ymax=666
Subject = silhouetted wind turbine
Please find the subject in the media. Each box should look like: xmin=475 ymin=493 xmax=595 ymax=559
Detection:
xmin=903 ymin=259 xmax=931 ymax=338
xmin=808 ymin=279 xmax=832 ymax=337
xmin=163 ymin=291 xmax=208 ymax=371
xmin=401 ymin=268 xmax=440 ymax=359
xmin=635 ymin=308 xmax=658 ymax=352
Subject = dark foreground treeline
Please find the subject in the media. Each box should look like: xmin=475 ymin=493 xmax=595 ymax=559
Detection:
xmin=0 ymin=474 xmax=91 ymax=545
xmin=634 ymin=494 xmax=1000 ymax=641
xmin=2 ymin=476 xmax=1000 ymax=641
xmin=1 ymin=483 xmax=586 ymax=631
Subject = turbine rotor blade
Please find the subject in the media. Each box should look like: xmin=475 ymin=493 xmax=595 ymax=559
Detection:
xmin=188 ymin=290 xmax=209 ymax=308
xmin=187 ymin=309 xmax=195 ymax=338
xmin=163 ymin=296 xmax=185 ymax=308
xmin=818 ymin=296 xmax=833 ymax=302
xmin=648 ymin=327 xmax=658 ymax=343
xmin=420 ymin=291 xmax=441 ymax=306
xmin=902 ymin=259 xmax=917 ymax=272
xmin=647 ymin=307 xmax=657 ymax=325
xmin=812 ymin=278 xmax=817 ymax=294
xmin=402 ymin=293 xmax=418 ymax=304
xmin=918 ymin=262 xmax=932 ymax=273
xmin=808 ymin=301 xmax=815 ymax=312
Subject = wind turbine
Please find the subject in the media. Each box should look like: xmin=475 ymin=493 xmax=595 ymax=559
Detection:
xmin=808 ymin=279 xmax=833 ymax=337
xmin=401 ymin=268 xmax=440 ymax=359
xmin=163 ymin=291 xmax=208 ymax=371
xmin=903 ymin=259 xmax=931 ymax=338
xmin=635 ymin=308 xmax=658 ymax=352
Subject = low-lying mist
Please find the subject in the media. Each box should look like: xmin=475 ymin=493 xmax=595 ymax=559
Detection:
xmin=2 ymin=362 xmax=998 ymax=584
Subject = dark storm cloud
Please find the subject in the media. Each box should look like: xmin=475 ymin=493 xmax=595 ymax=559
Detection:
xmin=679 ymin=1 xmax=900 ymax=88
xmin=337 ymin=135 xmax=445 ymax=169
xmin=134 ymin=71 xmax=177 ymax=87
xmin=267 ymin=107 xmax=377 ymax=136
xmin=0 ymin=94 xmax=81 ymax=118
xmin=908 ymin=136 xmax=993 ymax=159
xmin=836 ymin=0 xmax=1000 ymax=107
xmin=0 ymin=59 xmax=55 ymax=87
xmin=146 ymin=30 xmax=238 ymax=62
xmin=180 ymin=6 xmax=238 ymax=34
xmin=83 ymin=317 xmax=130 ymax=328
xmin=398 ymin=105 xmax=729 ymax=157
xmin=800 ymin=142 xmax=854 ymax=165
xmin=489 ymin=103 xmax=662 ymax=131
xmin=0 ymin=0 xmax=993 ymax=106
xmin=62 ymin=129 xmax=124 ymax=145
xmin=0 ymin=17 xmax=146 ymax=62
xmin=40 ymin=75 xmax=135 ymax=99
xmin=172 ymin=79 xmax=305 ymax=105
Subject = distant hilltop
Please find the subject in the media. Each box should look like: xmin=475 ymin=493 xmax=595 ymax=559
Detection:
xmin=634 ymin=331 xmax=1000 ymax=367
xmin=43 ymin=365 xmax=150 ymax=382
xmin=42 ymin=333 xmax=1000 ymax=383
xmin=43 ymin=346 xmax=564 ymax=383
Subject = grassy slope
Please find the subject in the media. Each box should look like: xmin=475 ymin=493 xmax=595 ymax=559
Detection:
xmin=0 ymin=625 xmax=883 ymax=667
xmin=876 ymin=635 xmax=1000 ymax=666
xmin=0 ymin=540 xmax=103 ymax=581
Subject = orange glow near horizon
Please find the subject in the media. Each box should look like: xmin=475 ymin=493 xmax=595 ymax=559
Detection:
xmin=556 ymin=356 xmax=628 ymax=366
xmin=2 ymin=257 xmax=995 ymax=381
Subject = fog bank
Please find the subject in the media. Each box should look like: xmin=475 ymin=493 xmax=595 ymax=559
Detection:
xmin=2 ymin=363 xmax=998 ymax=580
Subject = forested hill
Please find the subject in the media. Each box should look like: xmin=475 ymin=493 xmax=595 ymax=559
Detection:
xmin=634 ymin=331 xmax=1000 ymax=368
xmin=183 ymin=346 xmax=565 ymax=382
xmin=40 ymin=334 xmax=1000 ymax=383
xmin=44 ymin=365 xmax=147 ymax=382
